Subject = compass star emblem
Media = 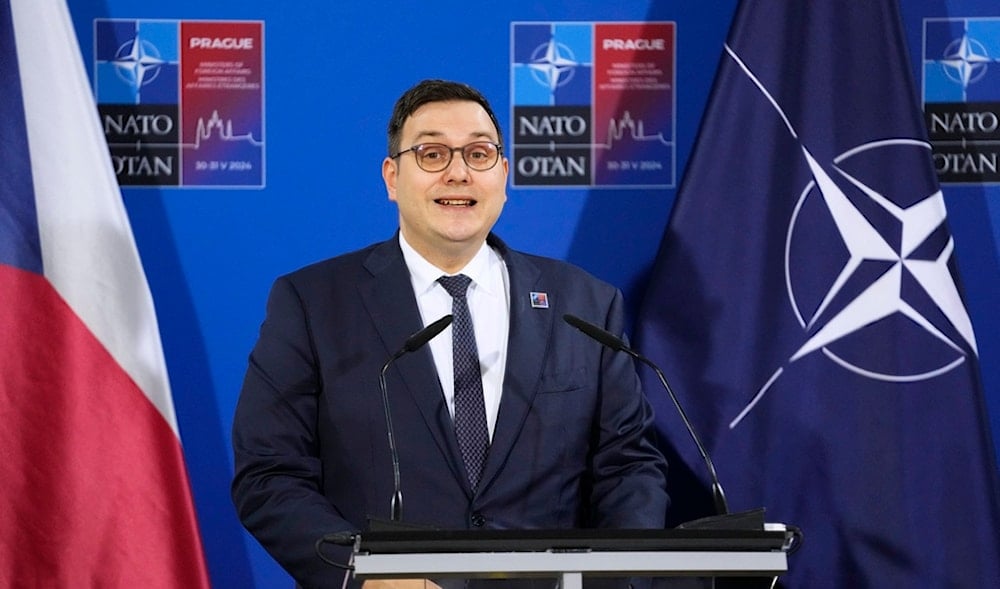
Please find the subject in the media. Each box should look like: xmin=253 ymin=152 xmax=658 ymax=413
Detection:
xmin=528 ymin=40 xmax=578 ymax=92
xmin=111 ymin=35 xmax=165 ymax=88
xmin=939 ymin=34 xmax=991 ymax=88
xmin=732 ymin=140 xmax=978 ymax=429
xmin=786 ymin=140 xmax=978 ymax=375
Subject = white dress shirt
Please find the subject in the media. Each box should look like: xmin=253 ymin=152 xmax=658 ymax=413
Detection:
xmin=399 ymin=234 xmax=510 ymax=440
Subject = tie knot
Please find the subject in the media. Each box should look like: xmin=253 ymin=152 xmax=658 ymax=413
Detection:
xmin=438 ymin=274 xmax=472 ymax=299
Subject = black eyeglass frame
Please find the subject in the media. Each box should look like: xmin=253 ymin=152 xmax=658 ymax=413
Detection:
xmin=390 ymin=141 xmax=504 ymax=172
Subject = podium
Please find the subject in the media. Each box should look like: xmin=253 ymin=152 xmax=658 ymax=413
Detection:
xmin=338 ymin=527 xmax=795 ymax=589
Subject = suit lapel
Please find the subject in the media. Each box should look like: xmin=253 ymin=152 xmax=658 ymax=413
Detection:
xmin=357 ymin=237 xmax=467 ymax=489
xmin=477 ymin=239 xmax=552 ymax=493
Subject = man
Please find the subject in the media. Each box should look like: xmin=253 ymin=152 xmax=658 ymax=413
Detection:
xmin=231 ymin=79 xmax=669 ymax=588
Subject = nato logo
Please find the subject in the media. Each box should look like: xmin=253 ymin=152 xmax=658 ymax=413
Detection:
xmin=512 ymin=23 xmax=592 ymax=106
xmin=923 ymin=17 xmax=1000 ymax=184
xmin=924 ymin=17 xmax=1000 ymax=103
xmin=95 ymin=19 xmax=179 ymax=104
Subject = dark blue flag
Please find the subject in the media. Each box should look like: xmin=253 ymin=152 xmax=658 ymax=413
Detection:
xmin=635 ymin=1 xmax=1000 ymax=586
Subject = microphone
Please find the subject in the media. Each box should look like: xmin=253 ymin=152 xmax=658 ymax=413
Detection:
xmin=378 ymin=314 xmax=453 ymax=522
xmin=563 ymin=313 xmax=730 ymax=516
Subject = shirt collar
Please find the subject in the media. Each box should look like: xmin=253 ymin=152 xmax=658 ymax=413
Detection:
xmin=398 ymin=233 xmax=501 ymax=297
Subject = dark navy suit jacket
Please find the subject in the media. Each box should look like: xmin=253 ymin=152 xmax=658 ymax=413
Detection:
xmin=231 ymin=234 xmax=669 ymax=588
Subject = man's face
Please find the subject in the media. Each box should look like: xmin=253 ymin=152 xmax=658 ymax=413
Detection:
xmin=382 ymin=100 xmax=508 ymax=269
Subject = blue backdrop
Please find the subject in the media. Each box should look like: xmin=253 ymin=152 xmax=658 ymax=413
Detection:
xmin=62 ymin=1 xmax=1000 ymax=586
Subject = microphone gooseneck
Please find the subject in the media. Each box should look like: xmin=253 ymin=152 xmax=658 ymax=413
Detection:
xmin=562 ymin=313 xmax=729 ymax=516
xmin=378 ymin=314 xmax=453 ymax=521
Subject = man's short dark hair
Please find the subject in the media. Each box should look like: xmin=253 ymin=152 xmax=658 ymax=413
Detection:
xmin=387 ymin=79 xmax=504 ymax=156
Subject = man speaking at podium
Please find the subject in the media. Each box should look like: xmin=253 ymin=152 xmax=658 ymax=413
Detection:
xmin=231 ymin=79 xmax=670 ymax=588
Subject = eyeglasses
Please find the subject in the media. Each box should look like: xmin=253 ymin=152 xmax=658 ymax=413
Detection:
xmin=390 ymin=141 xmax=503 ymax=172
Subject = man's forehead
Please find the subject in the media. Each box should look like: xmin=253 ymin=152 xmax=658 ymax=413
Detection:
xmin=403 ymin=101 xmax=496 ymax=138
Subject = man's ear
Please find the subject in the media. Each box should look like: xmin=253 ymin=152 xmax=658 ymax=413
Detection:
xmin=382 ymin=157 xmax=398 ymax=202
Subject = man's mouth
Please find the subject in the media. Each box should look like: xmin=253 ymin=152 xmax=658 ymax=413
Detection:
xmin=436 ymin=198 xmax=476 ymax=207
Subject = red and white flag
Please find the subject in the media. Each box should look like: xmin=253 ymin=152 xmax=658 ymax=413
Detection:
xmin=0 ymin=0 xmax=210 ymax=585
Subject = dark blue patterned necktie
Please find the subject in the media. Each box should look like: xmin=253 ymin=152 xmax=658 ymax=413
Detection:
xmin=438 ymin=274 xmax=489 ymax=490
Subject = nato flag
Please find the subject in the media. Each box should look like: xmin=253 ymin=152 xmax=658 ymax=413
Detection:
xmin=635 ymin=1 xmax=1000 ymax=586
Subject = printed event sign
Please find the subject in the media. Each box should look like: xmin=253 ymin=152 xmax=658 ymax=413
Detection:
xmin=511 ymin=22 xmax=676 ymax=188
xmin=94 ymin=19 xmax=265 ymax=188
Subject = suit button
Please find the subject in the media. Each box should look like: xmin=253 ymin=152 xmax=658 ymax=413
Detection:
xmin=471 ymin=513 xmax=486 ymax=527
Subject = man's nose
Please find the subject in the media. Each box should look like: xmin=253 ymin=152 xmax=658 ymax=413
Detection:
xmin=442 ymin=150 xmax=471 ymax=181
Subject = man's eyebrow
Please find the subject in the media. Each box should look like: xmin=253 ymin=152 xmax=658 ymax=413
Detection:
xmin=408 ymin=130 xmax=497 ymax=144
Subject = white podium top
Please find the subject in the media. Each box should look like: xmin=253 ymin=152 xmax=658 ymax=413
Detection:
xmin=352 ymin=549 xmax=787 ymax=578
